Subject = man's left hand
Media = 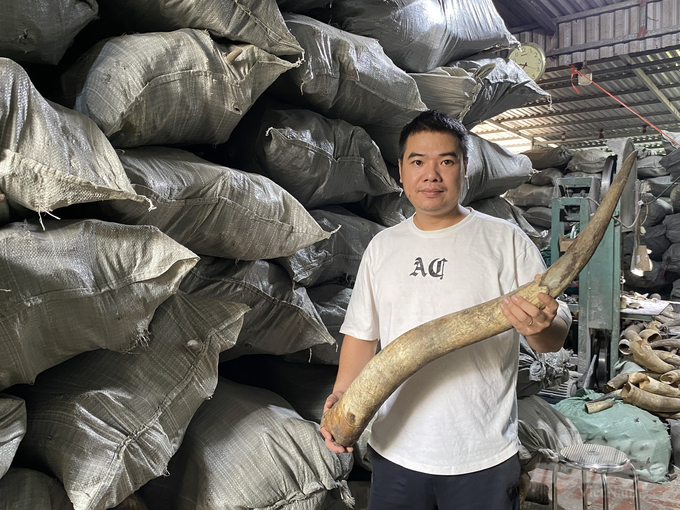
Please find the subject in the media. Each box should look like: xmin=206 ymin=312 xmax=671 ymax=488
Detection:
xmin=500 ymin=291 xmax=558 ymax=337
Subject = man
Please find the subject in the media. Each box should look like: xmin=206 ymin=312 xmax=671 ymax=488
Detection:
xmin=320 ymin=110 xmax=570 ymax=510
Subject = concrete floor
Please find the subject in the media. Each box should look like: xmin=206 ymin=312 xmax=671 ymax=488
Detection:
xmin=523 ymin=465 xmax=680 ymax=510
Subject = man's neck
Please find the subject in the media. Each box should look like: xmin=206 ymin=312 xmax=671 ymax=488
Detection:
xmin=413 ymin=206 xmax=470 ymax=231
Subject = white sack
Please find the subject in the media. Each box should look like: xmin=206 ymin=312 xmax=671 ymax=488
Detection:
xmin=62 ymin=29 xmax=295 ymax=148
xmin=0 ymin=219 xmax=198 ymax=390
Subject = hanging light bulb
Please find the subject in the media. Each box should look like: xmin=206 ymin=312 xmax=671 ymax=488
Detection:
xmin=578 ymin=61 xmax=593 ymax=85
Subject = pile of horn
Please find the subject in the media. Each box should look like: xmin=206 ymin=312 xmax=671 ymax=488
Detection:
xmin=606 ymin=319 xmax=680 ymax=420
xmin=321 ymin=152 xmax=637 ymax=448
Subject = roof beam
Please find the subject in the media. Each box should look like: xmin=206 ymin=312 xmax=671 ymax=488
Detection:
xmin=482 ymin=120 xmax=536 ymax=142
xmin=497 ymin=99 xmax=676 ymax=122
xmin=514 ymin=0 xmax=556 ymax=35
xmin=620 ymin=54 xmax=680 ymax=122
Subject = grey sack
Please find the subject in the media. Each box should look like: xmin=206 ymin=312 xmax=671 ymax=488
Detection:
xmin=62 ymin=29 xmax=296 ymax=148
xmin=0 ymin=468 xmax=73 ymax=510
xmin=13 ymin=293 xmax=248 ymax=510
xmin=227 ymin=107 xmax=401 ymax=209
xmin=179 ymin=257 xmax=335 ymax=361
xmin=97 ymin=147 xmax=331 ymax=259
xmin=324 ymin=0 xmax=517 ymax=73
xmin=0 ymin=58 xmax=146 ymax=215
xmin=95 ymin=0 xmax=303 ymax=57
xmin=0 ymin=395 xmax=26 ymax=480
xmin=278 ymin=207 xmax=385 ymax=287
xmin=140 ymin=378 xmax=354 ymax=510
xmin=0 ymin=219 xmax=198 ymax=390
xmin=0 ymin=1 xmax=97 ymax=65
xmin=272 ymin=14 xmax=426 ymax=126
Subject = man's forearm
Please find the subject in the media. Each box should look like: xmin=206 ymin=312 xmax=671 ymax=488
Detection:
xmin=333 ymin=335 xmax=379 ymax=394
xmin=525 ymin=316 xmax=568 ymax=353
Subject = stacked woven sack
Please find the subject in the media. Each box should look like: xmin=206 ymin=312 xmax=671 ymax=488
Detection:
xmin=0 ymin=1 xmax=556 ymax=508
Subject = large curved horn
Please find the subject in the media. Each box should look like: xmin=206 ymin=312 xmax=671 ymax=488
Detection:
xmin=321 ymin=152 xmax=637 ymax=447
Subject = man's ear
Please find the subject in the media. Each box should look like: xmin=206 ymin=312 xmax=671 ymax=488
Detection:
xmin=398 ymin=159 xmax=403 ymax=183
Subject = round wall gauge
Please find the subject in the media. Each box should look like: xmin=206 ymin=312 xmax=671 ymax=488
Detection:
xmin=508 ymin=42 xmax=547 ymax=82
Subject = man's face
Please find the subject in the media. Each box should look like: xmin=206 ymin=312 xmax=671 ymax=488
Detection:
xmin=398 ymin=130 xmax=467 ymax=225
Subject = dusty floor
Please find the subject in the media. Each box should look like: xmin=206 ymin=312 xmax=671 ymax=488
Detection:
xmin=523 ymin=465 xmax=680 ymax=510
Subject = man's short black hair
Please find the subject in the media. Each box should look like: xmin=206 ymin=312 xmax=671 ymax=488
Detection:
xmin=398 ymin=110 xmax=469 ymax=162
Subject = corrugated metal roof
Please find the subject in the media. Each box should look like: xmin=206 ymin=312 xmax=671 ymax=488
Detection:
xmin=477 ymin=0 xmax=680 ymax=153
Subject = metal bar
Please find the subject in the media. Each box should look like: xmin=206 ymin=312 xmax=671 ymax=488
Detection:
xmin=533 ymin=129 xmax=675 ymax=145
xmin=501 ymin=110 xmax=675 ymax=131
xmin=515 ymin=0 xmax=557 ymax=35
xmin=496 ymin=99 xmax=678 ymax=122
xmin=540 ymin=64 xmax=680 ymax=90
xmin=620 ymin=54 xmax=680 ymax=121
xmin=546 ymin=26 xmax=680 ymax=58
xmin=482 ymin=119 xmax=538 ymax=142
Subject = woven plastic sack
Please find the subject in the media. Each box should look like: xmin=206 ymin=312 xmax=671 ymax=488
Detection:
xmin=180 ymin=257 xmax=335 ymax=361
xmin=277 ymin=0 xmax=329 ymax=12
xmin=661 ymin=148 xmax=680 ymax=176
xmin=95 ymin=0 xmax=302 ymax=57
xmin=623 ymin=259 xmax=670 ymax=293
xmin=226 ymin=107 xmax=400 ymax=208
xmin=284 ymin=283 xmax=352 ymax=365
xmin=0 ymin=395 xmax=25 ymax=479
xmin=662 ymin=244 xmax=680 ymax=273
xmin=643 ymin=175 xmax=675 ymax=197
xmin=0 ymin=195 xmax=9 ymax=227
xmin=222 ymin=354 xmax=336 ymax=423
xmin=272 ymin=14 xmax=426 ymax=126
xmin=0 ymin=58 xmax=146 ymax=214
xmin=0 ymin=468 xmax=73 ymax=510
xmin=358 ymin=190 xmax=415 ymax=228
xmin=96 ymin=147 xmax=330 ymax=259
xmin=663 ymin=213 xmax=680 ymax=243
xmin=0 ymin=1 xmax=97 ymax=65
xmin=323 ymin=0 xmax=517 ymax=73
xmin=140 ymin=378 xmax=354 ymax=510
xmin=516 ymin=337 xmax=571 ymax=398
xmin=555 ymin=390 xmax=671 ymax=483
xmin=530 ymin=168 xmax=564 ymax=187
xmin=641 ymin=194 xmax=672 ymax=228
xmin=522 ymin=146 xmax=573 ymax=170
xmin=0 ymin=219 xmax=198 ymax=390
xmin=13 ymin=292 xmax=248 ymax=510
xmin=637 ymin=155 xmax=668 ymax=178
xmin=518 ymin=395 xmax=581 ymax=472
xmin=504 ymin=184 xmax=555 ymax=208
xmin=522 ymin=207 xmax=552 ymax=230
xmin=448 ymin=58 xmax=550 ymax=128
xmin=411 ymin=66 xmax=486 ymax=120
xmin=470 ymin=197 xmax=541 ymax=239
xmin=462 ymin=134 xmax=534 ymax=205
xmin=279 ymin=207 xmax=385 ymax=287
xmin=662 ymin=131 xmax=680 ymax=155
xmin=566 ymin=149 xmax=610 ymax=174
xmin=62 ymin=29 xmax=296 ymax=148
xmin=622 ymin=225 xmax=670 ymax=262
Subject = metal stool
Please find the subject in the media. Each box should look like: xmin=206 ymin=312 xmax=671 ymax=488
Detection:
xmin=551 ymin=444 xmax=640 ymax=510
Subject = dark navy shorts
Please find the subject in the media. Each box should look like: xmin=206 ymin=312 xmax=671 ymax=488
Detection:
xmin=367 ymin=446 xmax=520 ymax=510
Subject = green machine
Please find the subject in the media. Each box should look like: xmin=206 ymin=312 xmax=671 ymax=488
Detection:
xmin=549 ymin=141 xmax=638 ymax=388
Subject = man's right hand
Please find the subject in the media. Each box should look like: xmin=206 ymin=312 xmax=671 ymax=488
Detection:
xmin=320 ymin=391 xmax=353 ymax=454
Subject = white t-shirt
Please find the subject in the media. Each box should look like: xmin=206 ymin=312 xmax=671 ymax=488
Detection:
xmin=340 ymin=210 xmax=571 ymax=475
